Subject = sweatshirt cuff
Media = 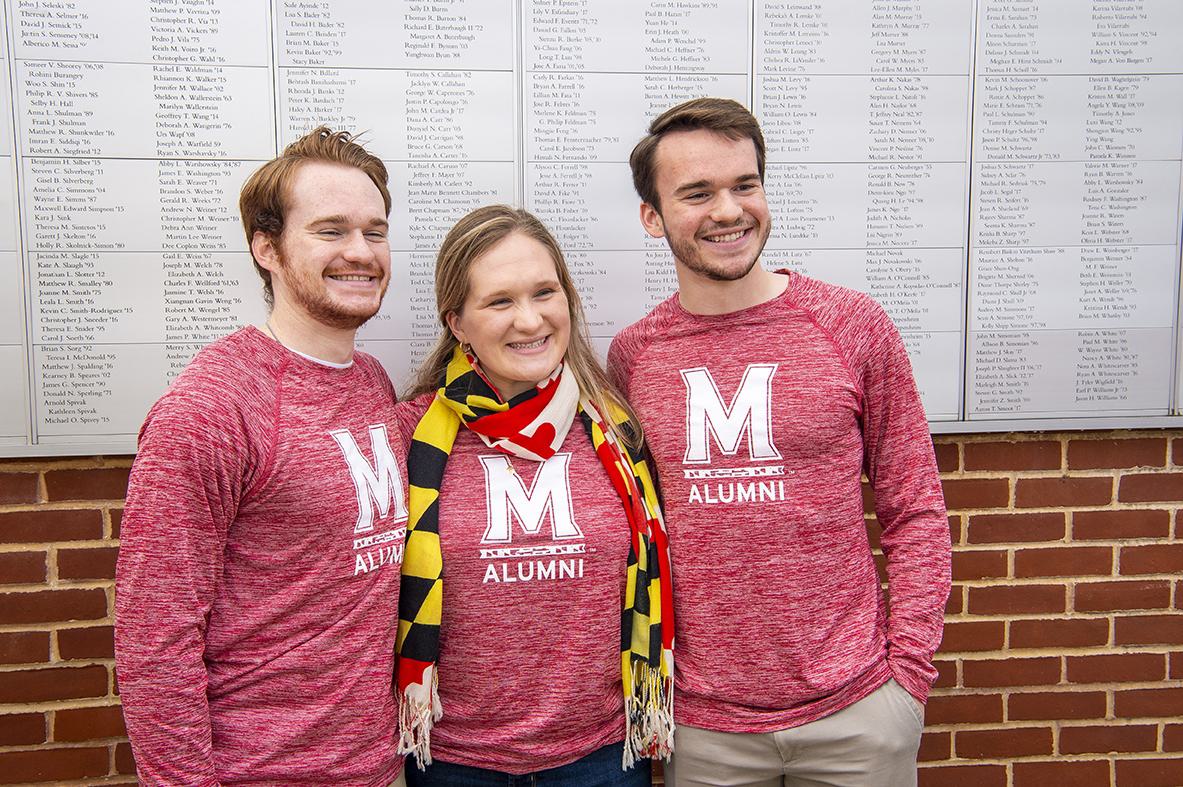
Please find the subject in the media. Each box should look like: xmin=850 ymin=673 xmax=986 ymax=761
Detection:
xmin=888 ymin=653 xmax=936 ymax=704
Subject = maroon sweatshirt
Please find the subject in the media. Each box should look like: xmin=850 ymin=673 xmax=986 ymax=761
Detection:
xmin=116 ymin=327 xmax=407 ymax=785
xmin=609 ymin=272 xmax=950 ymax=733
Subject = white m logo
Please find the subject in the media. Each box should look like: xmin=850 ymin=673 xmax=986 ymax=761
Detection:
xmin=479 ymin=453 xmax=583 ymax=544
xmin=681 ymin=364 xmax=782 ymax=464
xmin=331 ymin=424 xmax=409 ymax=535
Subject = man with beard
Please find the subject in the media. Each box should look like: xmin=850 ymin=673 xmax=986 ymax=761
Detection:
xmin=608 ymin=98 xmax=951 ymax=786
xmin=115 ymin=127 xmax=409 ymax=786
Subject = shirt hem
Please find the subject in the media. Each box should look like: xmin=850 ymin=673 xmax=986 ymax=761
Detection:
xmin=673 ymin=660 xmax=893 ymax=734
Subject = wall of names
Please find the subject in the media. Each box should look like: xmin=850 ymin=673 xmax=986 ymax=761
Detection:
xmin=3 ymin=0 xmax=1182 ymax=454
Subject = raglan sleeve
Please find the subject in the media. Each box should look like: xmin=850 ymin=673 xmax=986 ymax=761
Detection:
xmin=607 ymin=327 xmax=641 ymax=399
xmin=114 ymin=390 xmax=253 ymax=786
xmin=857 ymin=302 xmax=952 ymax=704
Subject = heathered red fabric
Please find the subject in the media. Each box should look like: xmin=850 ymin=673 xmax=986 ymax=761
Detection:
xmin=395 ymin=395 xmax=630 ymax=773
xmin=607 ymin=272 xmax=950 ymax=733
xmin=115 ymin=327 xmax=407 ymax=786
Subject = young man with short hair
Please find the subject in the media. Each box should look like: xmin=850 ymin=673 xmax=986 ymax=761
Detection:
xmin=610 ymin=98 xmax=951 ymax=786
xmin=116 ymin=127 xmax=409 ymax=786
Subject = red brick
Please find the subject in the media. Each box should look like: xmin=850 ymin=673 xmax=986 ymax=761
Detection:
xmin=0 ymin=551 xmax=47 ymax=585
xmin=1166 ymin=724 xmax=1183 ymax=752
xmin=0 ymin=747 xmax=109 ymax=783
xmin=917 ymin=731 xmax=950 ymax=762
xmin=1116 ymin=614 xmax=1183 ymax=646
xmin=0 ymin=665 xmax=108 ymax=704
xmin=945 ymin=585 xmax=964 ymax=615
xmin=956 ymin=726 xmax=1053 ymax=758
xmin=964 ymin=440 xmax=1061 ymax=471
xmin=1120 ymin=472 xmax=1183 ymax=503
xmin=0 ymin=473 xmax=38 ymax=504
xmin=919 ymin=765 xmax=1006 ymax=787
xmin=1013 ymin=545 xmax=1112 ymax=577
xmin=0 ymin=713 xmax=45 ymax=746
xmin=1060 ymin=723 xmax=1159 ymax=754
xmin=116 ymin=741 xmax=136 ymax=774
xmin=1069 ymin=437 xmax=1167 ymax=470
xmin=925 ymin=693 xmax=1003 ymax=724
xmin=1115 ymin=687 xmax=1183 ymax=718
xmin=1114 ymin=758 xmax=1183 ymax=787
xmin=933 ymin=660 xmax=957 ymax=689
xmin=0 ymin=509 xmax=104 ymax=543
xmin=1121 ymin=543 xmax=1183 ymax=575
xmin=1013 ymin=761 xmax=1111 ymax=786
xmin=967 ymin=512 xmax=1065 ymax=544
xmin=941 ymin=478 xmax=1010 ymax=510
xmin=1176 ymin=439 xmax=1183 ymax=466
xmin=1171 ymin=651 xmax=1183 ymax=679
xmin=111 ymin=508 xmax=123 ymax=538
xmin=940 ymin=621 xmax=1005 ymax=653
xmin=1008 ymin=690 xmax=1106 ymax=721
xmin=1075 ymin=580 xmax=1171 ymax=612
xmin=1067 ymin=653 xmax=1165 ymax=684
xmin=872 ymin=551 xmax=888 ymax=584
xmin=948 ymin=515 xmax=962 ymax=545
xmin=963 ymin=657 xmax=1061 ymax=688
xmin=57 ymin=546 xmax=119 ymax=581
xmin=968 ymin=584 xmax=1065 ymax=615
xmin=1010 ymin=618 xmax=1109 ymax=649
xmin=1015 ymin=476 xmax=1112 ymax=508
xmin=53 ymin=704 xmax=127 ymax=742
xmin=57 ymin=625 xmax=114 ymax=660
xmin=865 ymin=520 xmax=881 ymax=551
xmin=933 ymin=441 xmax=959 ymax=472
xmin=0 ymin=631 xmax=50 ymax=664
xmin=0 ymin=588 xmax=107 ymax=624
xmin=952 ymin=549 xmax=1008 ymax=580
xmin=1074 ymin=508 xmax=1170 ymax=540
xmin=43 ymin=467 xmax=130 ymax=501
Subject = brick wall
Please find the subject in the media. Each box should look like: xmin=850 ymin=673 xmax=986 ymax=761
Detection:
xmin=916 ymin=431 xmax=1183 ymax=787
xmin=0 ymin=431 xmax=1180 ymax=786
xmin=0 ymin=457 xmax=133 ymax=785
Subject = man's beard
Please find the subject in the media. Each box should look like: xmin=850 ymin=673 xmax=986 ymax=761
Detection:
xmin=665 ymin=218 xmax=772 ymax=282
xmin=277 ymin=252 xmax=386 ymax=330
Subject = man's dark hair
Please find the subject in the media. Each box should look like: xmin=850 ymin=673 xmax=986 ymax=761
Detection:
xmin=629 ymin=97 xmax=766 ymax=211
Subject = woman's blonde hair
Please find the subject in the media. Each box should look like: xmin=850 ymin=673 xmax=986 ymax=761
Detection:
xmin=406 ymin=205 xmax=642 ymax=449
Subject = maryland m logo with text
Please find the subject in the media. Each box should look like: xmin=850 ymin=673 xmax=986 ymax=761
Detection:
xmin=680 ymin=364 xmax=782 ymax=464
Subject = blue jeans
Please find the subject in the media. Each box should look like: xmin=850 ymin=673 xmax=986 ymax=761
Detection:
xmin=404 ymin=742 xmax=651 ymax=786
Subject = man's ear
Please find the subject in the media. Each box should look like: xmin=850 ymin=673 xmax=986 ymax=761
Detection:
xmin=639 ymin=202 xmax=665 ymax=239
xmin=251 ymin=231 xmax=281 ymax=273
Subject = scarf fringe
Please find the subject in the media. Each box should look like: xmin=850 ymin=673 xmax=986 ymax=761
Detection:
xmin=622 ymin=657 xmax=675 ymax=767
xmin=397 ymin=669 xmax=442 ymax=771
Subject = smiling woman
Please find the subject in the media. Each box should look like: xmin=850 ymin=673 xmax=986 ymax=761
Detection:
xmin=444 ymin=231 xmax=571 ymax=400
xmin=393 ymin=205 xmax=675 ymax=786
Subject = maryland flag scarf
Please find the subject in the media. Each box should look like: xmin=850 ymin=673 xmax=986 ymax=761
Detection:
xmin=397 ymin=347 xmax=674 ymax=769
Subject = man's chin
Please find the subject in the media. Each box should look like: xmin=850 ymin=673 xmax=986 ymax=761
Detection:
xmin=680 ymin=256 xmax=761 ymax=283
xmin=298 ymin=296 xmax=384 ymax=331
xmin=319 ymin=307 xmax=380 ymax=331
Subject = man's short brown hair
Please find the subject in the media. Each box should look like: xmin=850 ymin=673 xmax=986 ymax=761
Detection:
xmin=629 ymin=97 xmax=766 ymax=211
xmin=238 ymin=127 xmax=391 ymax=307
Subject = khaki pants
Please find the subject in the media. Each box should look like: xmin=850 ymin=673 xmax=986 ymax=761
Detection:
xmin=667 ymin=680 xmax=924 ymax=787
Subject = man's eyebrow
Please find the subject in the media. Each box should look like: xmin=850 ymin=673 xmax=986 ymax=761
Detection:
xmin=307 ymin=215 xmax=389 ymax=229
xmin=674 ymin=173 xmax=761 ymax=195
xmin=674 ymin=179 xmax=711 ymax=195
